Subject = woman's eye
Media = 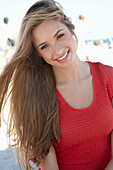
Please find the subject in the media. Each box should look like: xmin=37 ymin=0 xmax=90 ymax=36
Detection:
xmin=41 ymin=44 xmax=48 ymax=50
xmin=57 ymin=34 xmax=64 ymax=40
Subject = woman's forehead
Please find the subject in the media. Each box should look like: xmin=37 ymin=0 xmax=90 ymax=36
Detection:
xmin=33 ymin=19 xmax=65 ymax=33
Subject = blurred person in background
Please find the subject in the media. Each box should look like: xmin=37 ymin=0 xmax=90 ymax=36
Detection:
xmin=0 ymin=17 xmax=15 ymax=62
xmin=76 ymin=14 xmax=97 ymax=61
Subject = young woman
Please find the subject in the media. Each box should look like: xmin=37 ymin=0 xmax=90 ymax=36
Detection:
xmin=0 ymin=0 xmax=113 ymax=169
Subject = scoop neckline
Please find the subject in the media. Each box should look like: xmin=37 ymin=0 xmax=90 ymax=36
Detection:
xmin=56 ymin=61 xmax=96 ymax=111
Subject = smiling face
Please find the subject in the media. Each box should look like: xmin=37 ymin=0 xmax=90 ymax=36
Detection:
xmin=32 ymin=19 xmax=77 ymax=69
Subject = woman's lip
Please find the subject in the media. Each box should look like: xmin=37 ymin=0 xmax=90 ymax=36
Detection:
xmin=56 ymin=51 xmax=69 ymax=62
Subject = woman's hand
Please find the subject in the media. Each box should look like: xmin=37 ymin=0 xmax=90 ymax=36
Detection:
xmin=39 ymin=145 xmax=59 ymax=170
xmin=105 ymin=158 xmax=113 ymax=170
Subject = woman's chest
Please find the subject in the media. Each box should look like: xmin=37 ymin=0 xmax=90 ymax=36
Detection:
xmin=57 ymin=75 xmax=94 ymax=110
xmin=58 ymin=103 xmax=113 ymax=146
xmin=57 ymin=85 xmax=113 ymax=145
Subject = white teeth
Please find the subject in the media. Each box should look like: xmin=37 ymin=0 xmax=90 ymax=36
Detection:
xmin=57 ymin=53 xmax=67 ymax=61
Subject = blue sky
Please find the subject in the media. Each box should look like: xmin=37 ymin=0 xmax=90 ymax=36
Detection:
xmin=0 ymin=0 xmax=113 ymax=40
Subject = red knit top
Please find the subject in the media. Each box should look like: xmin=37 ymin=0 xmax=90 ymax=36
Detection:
xmin=55 ymin=62 xmax=113 ymax=170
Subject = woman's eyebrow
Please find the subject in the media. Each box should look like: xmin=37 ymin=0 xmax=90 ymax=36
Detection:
xmin=53 ymin=29 xmax=64 ymax=37
xmin=37 ymin=29 xmax=64 ymax=48
xmin=37 ymin=41 xmax=47 ymax=48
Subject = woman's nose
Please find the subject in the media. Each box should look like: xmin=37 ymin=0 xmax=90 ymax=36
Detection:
xmin=52 ymin=43 xmax=62 ymax=54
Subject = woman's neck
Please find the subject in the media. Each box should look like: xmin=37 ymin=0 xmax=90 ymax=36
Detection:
xmin=53 ymin=59 xmax=90 ymax=86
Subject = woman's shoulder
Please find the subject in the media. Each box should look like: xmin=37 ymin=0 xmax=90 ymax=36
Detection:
xmin=88 ymin=61 xmax=113 ymax=70
xmin=88 ymin=61 xmax=113 ymax=82
xmin=87 ymin=61 xmax=113 ymax=81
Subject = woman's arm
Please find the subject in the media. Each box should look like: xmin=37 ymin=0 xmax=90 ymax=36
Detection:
xmin=105 ymin=130 xmax=113 ymax=170
xmin=39 ymin=145 xmax=59 ymax=170
xmin=105 ymin=99 xmax=113 ymax=170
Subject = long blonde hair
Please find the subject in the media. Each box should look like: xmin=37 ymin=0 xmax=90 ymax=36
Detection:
xmin=0 ymin=0 xmax=75 ymax=169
